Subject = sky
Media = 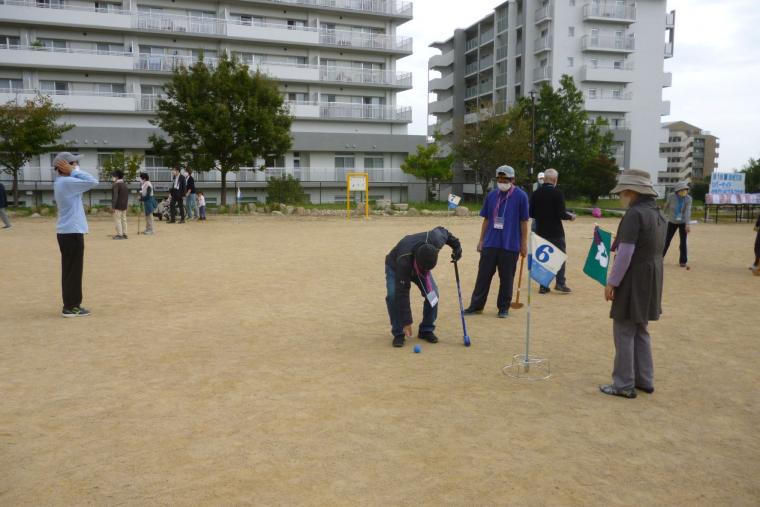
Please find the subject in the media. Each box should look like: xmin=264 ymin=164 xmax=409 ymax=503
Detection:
xmin=396 ymin=0 xmax=760 ymax=172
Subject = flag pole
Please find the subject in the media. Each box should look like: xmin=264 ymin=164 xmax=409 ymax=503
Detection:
xmin=524 ymin=228 xmax=533 ymax=370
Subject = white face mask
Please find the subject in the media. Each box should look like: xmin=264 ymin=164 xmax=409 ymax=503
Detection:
xmin=497 ymin=182 xmax=512 ymax=192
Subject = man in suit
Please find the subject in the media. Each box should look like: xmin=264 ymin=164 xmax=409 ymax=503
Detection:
xmin=169 ymin=167 xmax=186 ymax=224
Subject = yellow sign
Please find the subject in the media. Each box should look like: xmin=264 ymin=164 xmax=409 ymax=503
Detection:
xmin=346 ymin=172 xmax=369 ymax=219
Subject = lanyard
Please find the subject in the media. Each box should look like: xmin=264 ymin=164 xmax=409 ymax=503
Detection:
xmin=413 ymin=259 xmax=432 ymax=293
xmin=492 ymin=187 xmax=514 ymax=221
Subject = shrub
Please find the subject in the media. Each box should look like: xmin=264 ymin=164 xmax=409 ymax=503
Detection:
xmin=266 ymin=175 xmax=305 ymax=204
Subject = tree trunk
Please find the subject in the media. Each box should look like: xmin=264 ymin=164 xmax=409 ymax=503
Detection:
xmin=12 ymin=169 xmax=19 ymax=207
xmin=220 ymin=170 xmax=227 ymax=206
xmin=425 ymin=177 xmax=430 ymax=203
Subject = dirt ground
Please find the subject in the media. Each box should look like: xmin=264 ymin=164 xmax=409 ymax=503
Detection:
xmin=0 ymin=213 xmax=758 ymax=506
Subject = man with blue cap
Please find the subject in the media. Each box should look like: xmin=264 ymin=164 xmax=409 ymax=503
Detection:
xmin=464 ymin=165 xmax=529 ymax=318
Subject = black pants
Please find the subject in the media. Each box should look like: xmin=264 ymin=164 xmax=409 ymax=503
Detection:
xmin=468 ymin=247 xmax=519 ymax=312
xmin=57 ymin=233 xmax=84 ymax=309
xmin=170 ymin=194 xmax=185 ymax=222
xmin=543 ymin=236 xmax=567 ymax=288
xmin=663 ymin=222 xmax=687 ymax=264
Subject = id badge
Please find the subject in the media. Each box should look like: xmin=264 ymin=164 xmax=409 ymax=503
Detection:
xmin=426 ymin=291 xmax=439 ymax=307
xmin=493 ymin=216 xmax=504 ymax=230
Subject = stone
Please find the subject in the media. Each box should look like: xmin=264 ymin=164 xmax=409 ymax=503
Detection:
xmin=406 ymin=208 xmax=420 ymax=217
xmin=420 ymin=209 xmax=433 ymax=216
xmin=278 ymin=203 xmax=287 ymax=213
xmin=285 ymin=205 xmax=295 ymax=215
xmin=294 ymin=207 xmax=305 ymax=216
xmin=271 ymin=211 xmax=283 ymax=216
xmin=392 ymin=203 xmax=408 ymax=211
xmin=454 ymin=206 xmax=470 ymax=217
xmin=39 ymin=207 xmax=50 ymax=216
xmin=31 ymin=213 xmax=41 ymax=218
xmin=375 ymin=199 xmax=391 ymax=210
xmin=372 ymin=210 xmax=384 ymax=216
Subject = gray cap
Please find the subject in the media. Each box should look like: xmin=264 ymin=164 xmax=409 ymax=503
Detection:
xmin=673 ymin=181 xmax=690 ymax=192
xmin=496 ymin=165 xmax=515 ymax=178
xmin=53 ymin=152 xmax=84 ymax=167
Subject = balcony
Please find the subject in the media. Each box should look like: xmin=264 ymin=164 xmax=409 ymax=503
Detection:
xmin=479 ymin=55 xmax=494 ymax=70
xmin=0 ymin=89 xmax=137 ymax=112
xmin=136 ymin=54 xmax=219 ymax=72
xmin=664 ymin=42 xmax=674 ymax=58
xmin=429 ymin=96 xmax=454 ymax=113
xmin=465 ymin=61 xmax=479 ymax=76
xmin=0 ymin=45 xmax=133 ymax=72
xmin=480 ymin=29 xmax=494 ymax=45
xmin=533 ymin=65 xmax=552 ymax=83
xmin=495 ymin=73 xmax=507 ymax=88
xmin=428 ymin=119 xmax=453 ymax=136
xmin=320 ymin=30 xmax=412 ymax=54
xmin=465 ymin=86 xmax=478 ymax=99
xmin=242 ymin=0 xmax=413 ymax=20
xmin=582 ymin=3 xmax=636 ymax=23
xmin=429 ymin=51 xmax=454 ymax=69
xmin=228 ymin=19 xmax=319 ymax=45
xmin=0 ymin=0 xmax=131 ymax=30
xmin=663 ymin=72 xmax=673 ymax=88
xmin=134 ymin=12 xmax=226 ymax=36
xmin=496 ymin=45 xmax=508 ymax=61
xmin=581 ymin=34 xmax=635 ymax=52
xmin=580 ymin=64 xmax=635 ymax=83
xmin=666 ymin=10 xmax=676 ymax=29
xmin=479 ymin=81 xmax=493 ymax=95
xmin=137 ymin=94 xmax=163 ymax=111
xmin=497 ymin=16 xmax=508 ymax=33
xmin=318 ymin=102 xmax=412 ymax=122
xmin=428 ymin=73 xmax=453 ymax=92
xmin=535 ymin=2 xmax=552 ymax=23
xmin=465 ymin=38 xmax=478 ymax=52
xmin=584 ymin=91 xmax=633 ymax=113
xmin=534 ymin=35 xmax=553 ymax=53
xmin=661 ymin=100 xmax=671 ymax=116
xmin=318 ymin=66 xmax=412 ymax=88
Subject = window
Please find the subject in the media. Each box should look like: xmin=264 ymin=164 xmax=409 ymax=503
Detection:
xmin=94 ymin=2 xmax=121 ymax=12
xmin=40 ymin=80 xmax=69 ymax=94
xmin=590 ymin=58 xmax=598 ymax=68
xmin=96 ymin=83 xmax=126 ymax=95
xmin=96 ymin=42 xmax=124 ymax=53
xmin=364 ymin=156 xmax=384 ymax=169
xmin=0 ymin=79 xmax=23 ymax=92
xmin=613 ymin=60 xmax=624 ymax=70
xmin=334 ymin=154 xmax=355 ymax=169
xmin=612 ymin=88 xmax=622 ymax=98
xmin=35 ymin=0 xmax=65 ymax=8
xmin=265 ymin=156 xmax=284 ymax=168
xmin=0 ymin=36 xmax=20 ymax=48
xmin=568 ymin=26 xmax=575 ymax=37
xmin=567 ymin=57 xmax=574 ymax=67
xmin=39 ymin=39 xmax=67 ymax=51
xmin=286 ymin=92 xmax=307 ymax=103
xmin=588 ymin=88 xmax=597 ymax=99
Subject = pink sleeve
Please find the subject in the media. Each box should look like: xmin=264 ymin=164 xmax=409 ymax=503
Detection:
xmin=608 ymin=242 xmax=635 ymax=287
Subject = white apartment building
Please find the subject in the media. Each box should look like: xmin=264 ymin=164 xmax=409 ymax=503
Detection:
xmin=429 ymin=0 xmax=675 ymax=195
xmin=0 ymin=0 xmax=425 ymax=205
xmin=658 ymin=120 xmax=719 ymax=192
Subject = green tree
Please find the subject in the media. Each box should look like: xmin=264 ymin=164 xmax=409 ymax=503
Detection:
xmin=516 ymin=75 xmax=614 ymax=196
xmin=100 ymin=152 xmax=145 ymax=182
xmin=690 ymin=177 xmax=709 ymax=203
xmin=576 ymin=154 xmax=619 ymax=204
xmin=0 ymin=94 xmax=72 ymax=205
xmin=740 ymin=157 xmax=760 ymax=193
xmin=266 ymin=174 xmax=305 ymax=204
xmin=150 ymin=54 xmax=293 ymax=205
xmin=401 ymin=136 xmax=453 ymax=202
xmin=452 ymin=106 xmax=531 ymax=198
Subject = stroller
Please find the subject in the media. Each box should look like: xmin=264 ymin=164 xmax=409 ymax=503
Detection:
xmin=153 ymin=196 xmax=172 ymax=221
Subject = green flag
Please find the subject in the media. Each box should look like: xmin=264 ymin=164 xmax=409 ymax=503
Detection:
xmin=583 ymin=226 xmax=612 ymax=286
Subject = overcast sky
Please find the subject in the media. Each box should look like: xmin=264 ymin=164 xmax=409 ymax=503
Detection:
xmin=396 ymin=0 xmax=760 ymax=172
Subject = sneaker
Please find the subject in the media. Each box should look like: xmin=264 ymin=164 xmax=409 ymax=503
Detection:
xmin=178 ymin=220 xmax=186 ymax=224
xmin=143 ymin=230 xmax=154 ymax=235
xmin=635 ymin=385 xmax=655 ymax=394
xmin=539 ymin=286 xmax=551 ymax=294
xmin=418 ymin=331 xmax=438 ymax=344
xmin=392 ymin=335 xmax=405 ymax=348
xmin=62 ymin=306 xmax=91 ymax=318
xmin=498 ymin=309 xmax=509 ymax=318
xmin=112 ymin=235 xmax=125 ymax=240
xmin=463 ymin=307 xmax=483 ymax=315
xmin=599 ymin=384 xmax=637 ymax=399
xmin=122 ymin=235 xmax=128 ymax=239
xmin=2 ymin=225 xmax=11 ymax=229
xmin=554 ymin=285 xmax=572 ymax=294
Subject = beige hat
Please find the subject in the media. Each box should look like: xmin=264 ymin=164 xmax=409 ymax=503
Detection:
xmin=610 ymin=169 xmax=658 ymax=197
xmin=673 ymin=181 xmax=690 ymax=193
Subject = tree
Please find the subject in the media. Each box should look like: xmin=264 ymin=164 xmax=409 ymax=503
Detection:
xmin=266 ymin=174 xmax=305 ymax=204
xmin=515 ymin=75 xmax=614 ymax=197
xmin=690 ymin=177 xmax=709 ymax=203
xmin=576 ymin=154 xmax=619 ymax=204
xmin=0 ymin=94 xmax=72 ymax=205
xmin=452 ymin=106 xmax=531 ymax=198
xmin=400 ymin=135 xmax=453 ymax=202
xmin=150 ymin=54 xmax=293 ymax=205
xmin=100 ymin=152 xmax=145 ymax=182
xmin=741 ymin=157 xmax=760 ymax=193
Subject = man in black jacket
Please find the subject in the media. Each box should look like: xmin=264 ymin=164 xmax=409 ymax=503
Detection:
xmin=529 ymin=168 xmax=575 ymax=293
xmin=0 ymin=182 xmax=11 ymax=229
xmin=385 ymin=226 xmax=462 ymax=348
xmin=169 ymin=167 xmax=186 ymax=223
xmin=184 ymin=168 xmax=198 ymax=220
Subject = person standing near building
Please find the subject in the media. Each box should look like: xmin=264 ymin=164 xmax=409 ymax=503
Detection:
xmin=111 ymin=170 xmax=129 ymax=240
xmin=464 ymin=165 xmax=529 ymax=318
xmin=197 ymin=191 xmax=207 ymax=221
xmin=184 ymin=168 xmax=198 ymax=220
xmin=139 ymin=172 xmax=156 ymax=235
xmin=600 ymin=169 xmax=666 ymax=399
xmin=529 ymin=168 xmax=575 ymax=294
xmin=169 ymin=167 xmax=186 ymax=224
xmin=0 ymin=181 xmax=11 ymax=229
xmin=662 ymin=180 xmax=692 ymax=267
xmin=53 ymin=152 xmax=98 ymax=317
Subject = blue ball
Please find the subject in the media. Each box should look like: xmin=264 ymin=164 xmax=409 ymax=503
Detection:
xmin=413 ymin=345 xmax=421 ymax=353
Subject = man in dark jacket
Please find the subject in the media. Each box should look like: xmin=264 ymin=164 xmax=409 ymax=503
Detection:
xmin=601 ymin=169 xmax=666 ymax=399
xmin=169 ymin=167 xmax=186 ymax=224
xmin=184 ymin=168 xmax=198 ymax=220
xmin=0 ymin=181 xmax=11 ymax=229
xmin=385 ymin=226 xmax=463 ymax=348
xmin=111 ymin=170 xmax=129 ymax=239
xmin=529 ymin=168 xmax=575 ymax=293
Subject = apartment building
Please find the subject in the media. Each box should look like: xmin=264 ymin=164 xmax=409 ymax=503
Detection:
xmin=0 ymin=0 xmax=425 ymax=205
xmin=428 ymin=0 xmax=675 ymax=195
xmin=658 ymin=121 xmax=719 ymax=191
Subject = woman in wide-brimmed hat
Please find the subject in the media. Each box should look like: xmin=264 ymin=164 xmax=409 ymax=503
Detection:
xmin=600 ymin=169 xmax=667 ymax=399
xmin=662 ymin=180 xmax=692 ymax=267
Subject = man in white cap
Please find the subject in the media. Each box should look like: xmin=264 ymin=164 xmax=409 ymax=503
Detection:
xmin=662 ymin=180 xmax=692 ymax=267
xmin=532 ymin=171 xmax=545 ymax=192
xmin=601 ymin=169 xmax=666 ymax=398
xmin=53 ymin=152 xmax=99 ymax=317
xmin=464 ymin=165 xmax=529 ymax=318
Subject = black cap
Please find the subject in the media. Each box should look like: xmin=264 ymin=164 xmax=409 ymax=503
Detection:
xmin=416 ymin=244 xmax=439 ymax=272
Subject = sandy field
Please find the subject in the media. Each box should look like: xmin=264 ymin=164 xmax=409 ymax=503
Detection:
xmin=0 ymin=213 xmax=758 ymax=506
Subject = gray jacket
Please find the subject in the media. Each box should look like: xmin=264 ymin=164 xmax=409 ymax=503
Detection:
xmin=663 ymin=193 xmax=692 ymax=224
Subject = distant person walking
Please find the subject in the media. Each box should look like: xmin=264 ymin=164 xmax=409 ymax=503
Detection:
xmin=185 ymin=168 xmax=198 ymax=220
xmin=111 ymin=170 xmax=129 ymax=240
xmin=169 ymin=167 xmax=186 ymax=224
xmin=662 ymin=181 xmax=692 ymax=267
xmin=53 ymin=152 xmax=98 ymax=318
xmin=0 ymin=181 xmax=11 ymax=229
xmin=139 ymin=172 xmax=157 ymax=235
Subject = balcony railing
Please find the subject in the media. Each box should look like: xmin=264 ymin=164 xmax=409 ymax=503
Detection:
xmin=465 ymin=61 xmax=479 ymax=76
xmin=480 ymin=29 xmax=494 ymax=44
xmin=582 ymin=34 xmax=635 ymax=51
xmin=465 ymin=38 xmax=478 ymax=52
xmin=495 ymin=73 xmax=507 ymax=88
xmin=319 ymin=67 xmax=412 ymax=87
xmin=582 ymin=3 xmax=636 ymax=22
xmin=319 ymin=29 xmax=412 ymax=52
xmin=534 ymin=35 xmax=553 ymax=53
xmin=496 ymin=45 xmax=508 ymax=61
xmin=664 ymin=42 xmax=674 ymax=58
xmin=5 ymin=88 xmax=131 ymax=98
xmin=479 ymin=55 xmax=493 ymax=69
xmin=318 ymin=102 xmax=411 ymax=122
xmin=0 ymin=44 xmax=132 ymax=57
xmin=533 ymin=66 xmax=552 ymax=83
xmin=136 ymin=53 xmax=218 ymax=72
xmin=479 ymin=81 xmax=493 ymax=94
xmin=134 ymin=12 xmax=227 ymax=36
xmin=0 ymin=0 xmax=130 ymax=15
xmin=586 ymin=91 xmax=633 ymax=101
xmin=137 ymin=94 xmax=164 ymax=111
xmin=465 ymin=86 xmax=478 ymax=99
xmin=497 ymin=16 xmax=508 ymax=33
xmin=241 ymin=0 xmax=413 ymax=18
xmin=535 ymin=2 xmax=552 ymax=23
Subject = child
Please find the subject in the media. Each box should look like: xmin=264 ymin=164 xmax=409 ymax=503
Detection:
xmin=139 ymin=172 xmax=156 ymax=235
xmin=198 ymin=191 xmax=207 ymax=221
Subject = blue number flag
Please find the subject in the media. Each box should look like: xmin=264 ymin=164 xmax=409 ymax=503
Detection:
xmin=528 ymin=233 xmax=568 ymax=287
xmin=448 ymin=193 xmax=462 ymax=209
